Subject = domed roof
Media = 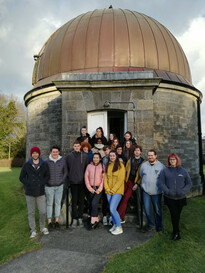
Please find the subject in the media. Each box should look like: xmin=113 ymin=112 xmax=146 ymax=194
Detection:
xmin=32 ymin=8 xmax=192 ymax=88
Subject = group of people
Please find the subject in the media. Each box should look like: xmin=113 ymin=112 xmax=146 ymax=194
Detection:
xmin=19 ymin=126 xmax=192 ymax=240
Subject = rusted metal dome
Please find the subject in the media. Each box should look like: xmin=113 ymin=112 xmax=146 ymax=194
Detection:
xmin=32 ymin=8 xmax=192 ymax=88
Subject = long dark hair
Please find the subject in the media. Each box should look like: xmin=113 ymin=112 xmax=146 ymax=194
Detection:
xmin=106 ymin=150 xmax=121 ymax=172
xmin=92 ymin=152 xmax=104 ymax=173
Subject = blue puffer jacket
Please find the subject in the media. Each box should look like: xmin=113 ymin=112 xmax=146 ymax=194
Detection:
xmin=159 ymin=166 xmax=192 ymax=200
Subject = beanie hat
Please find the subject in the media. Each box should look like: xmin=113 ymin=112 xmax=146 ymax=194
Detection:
xmin=30 ymin=146 xmax=41 ymax=156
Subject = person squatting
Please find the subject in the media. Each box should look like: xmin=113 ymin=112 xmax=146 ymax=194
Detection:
xmin=19 ymin=126 xmax=192 ymax=240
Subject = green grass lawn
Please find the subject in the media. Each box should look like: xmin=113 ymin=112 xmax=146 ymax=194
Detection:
xmin=1 ymin=167 xmax=205 ymax=272
xmin=0 ymin=167 xmax=40 ymax=265
xmin=104 ymin=196 xmax=205 ymax=273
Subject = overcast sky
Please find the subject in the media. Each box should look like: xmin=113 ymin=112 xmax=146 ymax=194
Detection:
xmin=0 ymin=0 xmax=205 ymax=135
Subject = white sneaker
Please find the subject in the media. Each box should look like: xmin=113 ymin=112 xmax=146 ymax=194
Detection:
xmin=30 ymin=231 xmax=37 ymax=238
xmin=120 ymin=218 xmax=126 ymax=224
xmin=111 ymin=226 xmax=123 ymax=235
xmin=109 ymin=225 xmax=116 ymax=232
xmin=41 ymin=227 xmax=49 ymax=235
xmin=103 ymin=216 xmax=108 ymax=225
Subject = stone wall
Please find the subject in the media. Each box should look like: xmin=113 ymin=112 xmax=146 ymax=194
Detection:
xmin=25 ymin=72 xmax=203 ymax=196
xmin=26 ymin=90 xmax=62 ymax=159
xmin=153 ymin=85 xmax=202 ymax=195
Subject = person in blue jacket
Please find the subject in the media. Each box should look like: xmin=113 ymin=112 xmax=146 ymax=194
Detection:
xmin=159 ymin=153 xmax=192 ymax=241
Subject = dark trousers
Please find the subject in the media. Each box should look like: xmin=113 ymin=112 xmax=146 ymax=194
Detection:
xmin=118 ymin=180 xmax=134 ymax=219
xmin=164 ymin=196 xmax=186 ymax=234
xmin=90 ymin=191 xmax=102 ymax=217
xmin=70 ymin=184 xmax=85 ymax=219
xmin=102 ymin=189 xmax=109 ymax=216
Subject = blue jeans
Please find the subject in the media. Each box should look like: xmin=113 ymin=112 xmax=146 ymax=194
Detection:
xmin=45 ymin=185 xmax=63 ymax=219
xmin=143 ymin=191 xmax=163 ymax=231
xmin=107 ymin=194 xmax=122 ymax=227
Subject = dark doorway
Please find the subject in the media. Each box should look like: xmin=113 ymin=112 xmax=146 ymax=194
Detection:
xmin=108 ymin=111 xmax=125 ymax=143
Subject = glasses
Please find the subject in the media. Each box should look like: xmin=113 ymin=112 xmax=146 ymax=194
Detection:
xmin=169 ymin=158 xmax=176 ymax=161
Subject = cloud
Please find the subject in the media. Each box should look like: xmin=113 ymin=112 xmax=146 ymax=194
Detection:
xmin=177 ymin=16 xmax=205 ymax=135
xmin=0 ymin=0 xmax=205 ymax=134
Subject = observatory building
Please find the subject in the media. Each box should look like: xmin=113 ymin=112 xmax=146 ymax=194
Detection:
xmin=24 ymin=8 xmax=203 ymax=195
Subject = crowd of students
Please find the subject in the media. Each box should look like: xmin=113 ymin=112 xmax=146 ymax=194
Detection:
xmin=19 ymin=126 xmax=192 ymax=240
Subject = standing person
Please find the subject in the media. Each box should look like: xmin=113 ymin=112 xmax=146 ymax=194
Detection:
xmin=19 ymin=147 xmax=49 ymax=238
xmin=104 ymin=150 xmax=125 ymax=235
xmin=91 ymin=138 xmax=105 ymax=158
xmin=122 ymin=131 xmax=136 ymax=147
xmin=118 ymin=145 xmax=145 ymax=223
xmin=102 ymin=145 xmax=111 ymax=225
xmin=123 ymin=140 xmax=134 ymax=162
xmin=111 ymin=137 xmax=120 ymax=150
xmin=66 ymin=141 xmax=89 ymax=228
xmin=91 ymin=127 xmax=107 ymax=146
xmin=159 ymin=153 xmax=192 ymax=241
xmin=81 ymin=142 xmax=93 ymax=163
xmin=45 ymin=146 xmax=68 ymax=230
xmin=139 ymin=149 xmax=165 ymax=232
xmin=116 ymin=144 xmax=127 ymax=166
xmin=76 ymin=126 xmax=92 ymax=145
xmin=84 ymin=153 xmax=105 ymax=229
xmin=107 ymin=133 xmax=116 ymax=146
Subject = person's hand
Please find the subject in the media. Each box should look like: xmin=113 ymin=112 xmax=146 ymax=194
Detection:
xmin=132 ymin=184 xmax=138 ymax=191
xmin=92 ymin=189 xmax=96 ymax=194
xmin=96 ymin=190 xmax=100 ymax=194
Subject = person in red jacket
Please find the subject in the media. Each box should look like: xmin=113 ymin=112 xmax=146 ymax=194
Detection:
xmin=84 ymin=153 xmax=105 ymax=229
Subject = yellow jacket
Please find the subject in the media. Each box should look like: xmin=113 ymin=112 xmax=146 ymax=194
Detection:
xmin=104 ymin=161 xmax=125 ymax=195
xmin=125 ymin=157 xmax=145 ymax=184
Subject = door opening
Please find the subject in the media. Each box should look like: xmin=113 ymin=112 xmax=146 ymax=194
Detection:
xmin=108 ymin=111 xmax=126 ymax=143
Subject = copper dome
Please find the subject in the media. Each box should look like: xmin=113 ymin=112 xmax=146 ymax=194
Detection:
xmin=32 ymin=8 xmax=192 ymax=88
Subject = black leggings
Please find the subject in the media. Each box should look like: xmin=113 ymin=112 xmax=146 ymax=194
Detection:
xmin=164 ymin=196 xmax=186 ymax=234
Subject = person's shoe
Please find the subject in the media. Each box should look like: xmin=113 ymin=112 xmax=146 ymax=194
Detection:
xmin=55 ymin=222 xmax=60 ymax=230
xmin=48 ymin=222 xmax=53 ymax=231
xmin=109 ymin=225 xmax=116 ymax=232
xmin=103 ymin=216 xmax=108 ymax=225
xmin=171 ymin=233 xmax=181 ymax=241
xmin=120 ymin=218 xmax=126 ymax=224
xmin=108 ymin=216 xmax=113 ymax=226
xmin=71 ymin=219 xmax=77 ymax=228
xmin=41 ymin=227 xmax=49 ymax=235
xmin=145 ymin=225 xmax=155 ymax=232
xmin=91 ymin=221 xmax=99 ymax=229
xmin=30 ymin=231 xmax=37 ymax=239
xmin=111 ymin=226 xmax=123 ymax=235
xmin=78 ymin=218 xmax=84 ymax=228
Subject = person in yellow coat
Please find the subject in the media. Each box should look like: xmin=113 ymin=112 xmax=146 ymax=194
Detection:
xmin=104 ymin=150 xmax=125 ymax=235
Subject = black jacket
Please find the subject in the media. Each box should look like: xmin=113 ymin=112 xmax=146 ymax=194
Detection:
xmin=76 ymin=133 xmax=92 ymax=144
xmin=66 ymin=151 xmax=89 ymax=184
xmin=19 ymin=158 xmax=50 ymax=197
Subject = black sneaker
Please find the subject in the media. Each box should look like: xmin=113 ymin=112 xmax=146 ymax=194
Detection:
xmin=55 ymin=222 xmax=60 ymax=230
xmin=48 ymin=222 xmax=53 ymax=231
